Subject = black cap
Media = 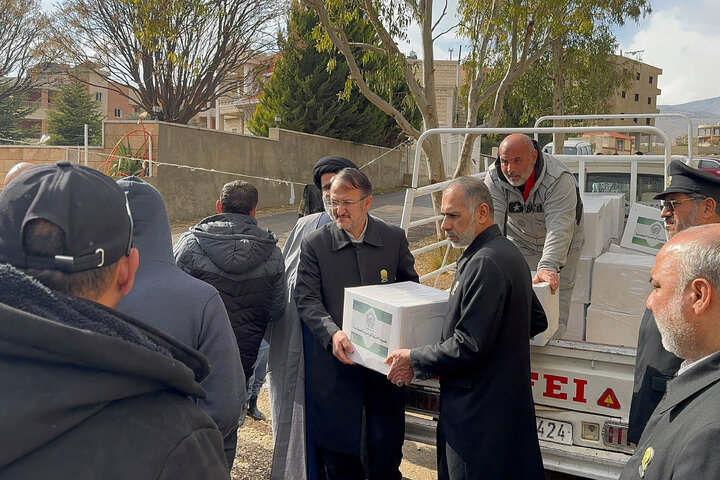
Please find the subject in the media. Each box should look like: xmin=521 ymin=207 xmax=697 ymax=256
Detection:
xmin=654 ymin=160 xmax=720 ymax=201
xmin=312 ymin=156 xmax=358 ymax=189
xmin=0 ymin=161 xmax=133 ymax=272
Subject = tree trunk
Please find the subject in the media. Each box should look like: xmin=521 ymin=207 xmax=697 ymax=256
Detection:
xmin=551 ymin=37 xmax=565 ymax=154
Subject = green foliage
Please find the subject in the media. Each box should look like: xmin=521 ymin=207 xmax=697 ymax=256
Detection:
xmin=47 ymin=81 xmax=104 ymax=146
xmin=108 ymin=140 xmax=146 ymax=177
xmin=249 ymin=1 xmax=419 ymax=147
xmin=0 ymin=91 xmax=38 ymax=144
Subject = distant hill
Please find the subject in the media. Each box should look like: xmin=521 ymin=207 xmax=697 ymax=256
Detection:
xmin=656 ymin=96 xmax=720 ymax=141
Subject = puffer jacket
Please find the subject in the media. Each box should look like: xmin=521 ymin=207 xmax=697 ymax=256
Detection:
xmin=0 ymin=264 xmax=228 ymax=479
xmin=174 ymin=213 xmax=286 ymax=383
xmin=484 ymin=141 xmax=584 ymax=273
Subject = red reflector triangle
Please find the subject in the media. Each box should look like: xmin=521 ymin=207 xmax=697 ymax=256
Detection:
xmin=597 ymin=388 xmax=621 ymax=409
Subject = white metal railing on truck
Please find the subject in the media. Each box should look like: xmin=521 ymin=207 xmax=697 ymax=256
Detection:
xmin=403 ymin=126 xmax=672 ymax=284
xmin=533 ymin=113 xmax=694 ymax=159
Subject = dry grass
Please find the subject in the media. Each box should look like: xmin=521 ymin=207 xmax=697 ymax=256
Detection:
xmin=411 ymin=234 xmax=461 ymax=291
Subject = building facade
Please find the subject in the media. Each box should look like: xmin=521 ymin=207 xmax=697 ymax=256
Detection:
xmin=21 ymin=64 xmax=139 ymax=139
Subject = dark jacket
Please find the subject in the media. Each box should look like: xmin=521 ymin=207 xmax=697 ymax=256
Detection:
xmin=0 ymin=264 xmax=228 ymax=479
xmin=175 ymin=213 xmax=286 ymax=383
xmin=410 ymin=224 xmax=545 ymax=479
xmin=621 ymin=352 xmax=720 ymax=479
xmin=295 ymin=215 xmax=418 ymax=455
xmin=117 ymin=177 xmax=245 ymax=439
xmin=628 ymin=308 xmax=682 ymax=444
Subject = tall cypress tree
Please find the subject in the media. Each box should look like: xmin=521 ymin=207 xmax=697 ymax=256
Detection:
xmin=249 ymin=2 xmax=418 ymax=146
xmin=47 ymin=81 xmax=104 ymax=146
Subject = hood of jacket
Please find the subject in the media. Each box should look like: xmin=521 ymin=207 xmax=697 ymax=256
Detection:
xmin=188 ymin=213 xmax=279 ymax=274
xmin=117 ymin=176 xmax=174 ymax=265
xmin=0 ymin=264 xmax=209 ymax=467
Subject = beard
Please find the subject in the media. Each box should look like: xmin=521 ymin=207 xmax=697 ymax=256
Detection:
xmin=666 ymin=205 xmax=700 ymax=238
xmin=445 ymin=228 xmax=476 ymax=248
xmin=654 ymin=291 xmax=698 ymax=360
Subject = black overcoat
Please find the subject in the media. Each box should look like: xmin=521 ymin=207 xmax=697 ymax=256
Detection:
xmin=295 ymin=215 xmax=418 ymax=455
xmin=621 ymin=351 xmax=720 ymax=479
xmin=410 ymin=224 xmax=545 ymax=479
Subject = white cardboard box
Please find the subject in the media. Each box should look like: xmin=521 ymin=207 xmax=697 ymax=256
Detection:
xmin=620 ymin=203 xmax=666 ymax=255
xmin=581 ymin=199 xmax=610 ymax=258
xmin=530 ymin=282 xmax=559 ymax=346
xmin=342 ymin=281 xmax=448 ymax=377
xmin=585 ymin=306 xmax=643 ymax=347
xmin=571 ymin=256 xmax=594 ymax=303
xmin=563 ymin=302 xmax=587 ymax=342
xmin=609 ymin=243 xmax=655 ymax=256
xmin=590 ymin=252 xmax=655 ymax=315
xmin=585 ymin=192 xmax=626 ymax=239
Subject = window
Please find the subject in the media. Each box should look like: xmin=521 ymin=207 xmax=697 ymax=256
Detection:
xmin=649 ymin=76 xmax=653 ymax=84
xmin=95 ymin=92 xmax=102 ymax=102
xmin=634 ymin=93 xmax=639 ymax=102
xmin=114 ymin=108 xmax=122 ymax=118
xmin=645 ymin=118 xmax=651 ymax=125
xmin=647 ymin=97 xmax=652 ymax=105
xmin=621 ymin=91 xmax=626 ymax=99
xmin=636 ymin=72 xmax=640 ymax=80
xmin=616 ymin=140 xmax=624 ymax=151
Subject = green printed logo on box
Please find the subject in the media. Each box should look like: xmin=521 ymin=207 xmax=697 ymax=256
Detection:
xmin=350 ymin=300 xmax=392 ymax=357
xmin=631 ymin=217 xmax=666 ymax=250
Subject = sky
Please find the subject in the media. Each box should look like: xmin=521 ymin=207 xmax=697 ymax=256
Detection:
xmin=401 ymin=0 xmax=720 ymax=106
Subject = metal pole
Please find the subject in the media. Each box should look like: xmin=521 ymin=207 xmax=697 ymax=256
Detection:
xmin=84 ymin=124 xmax=88 ymax=166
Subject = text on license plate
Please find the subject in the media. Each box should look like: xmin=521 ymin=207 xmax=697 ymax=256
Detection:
xmin=536 ymin=417 xmax=572 ymax=445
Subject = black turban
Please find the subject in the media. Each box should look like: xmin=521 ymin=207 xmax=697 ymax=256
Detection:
xmin=312 ymin=156 xmax=358 ymax=189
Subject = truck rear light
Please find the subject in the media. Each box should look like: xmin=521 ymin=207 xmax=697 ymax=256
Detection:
xmin=602 ymin=421 xmax=634 ymax=452
xmin=581 ymin=421 xmax=600 ymax=441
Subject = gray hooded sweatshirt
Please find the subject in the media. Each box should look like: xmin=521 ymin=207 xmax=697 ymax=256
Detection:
xmin=117 ymin=177 xmax=245 ymax=439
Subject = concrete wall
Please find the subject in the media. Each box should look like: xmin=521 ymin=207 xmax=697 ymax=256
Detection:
xmin=0 ymin=121 xmax=404 ymax=222
xmin=142 ymin=122 xmax=403 ymax=221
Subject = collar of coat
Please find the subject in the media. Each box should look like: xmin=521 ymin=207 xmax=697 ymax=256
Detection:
xmin=329 ymin=214 xmax=384 ymax=251
xmin=658 ymin=350 xmax=720 ymax=415
xmin=456 ymin=224 xmax=502 ymax=271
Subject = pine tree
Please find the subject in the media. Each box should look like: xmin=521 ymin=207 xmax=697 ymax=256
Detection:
xmin=249 ymin=2 xmax=418 ymax=147
xmin=47 ymin=81 xmax=104 ymax=146
xmin=0 ymin=91 xmax=37 ymax=144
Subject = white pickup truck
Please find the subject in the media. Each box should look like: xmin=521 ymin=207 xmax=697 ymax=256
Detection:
xmin=400 ymin=125 xmax=681 ymax=479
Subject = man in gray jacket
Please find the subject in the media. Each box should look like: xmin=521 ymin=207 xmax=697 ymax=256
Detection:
xmin=485 ymin=133 xmax=584 ymax=338
xmin=117 ymin=177 xmax=245 ymax=469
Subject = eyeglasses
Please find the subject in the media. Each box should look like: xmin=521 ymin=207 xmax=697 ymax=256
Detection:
xmin=662 ymin=196 xmax=705 ymax=212
xmin=329 ymin=196 xmax=368 ymax=209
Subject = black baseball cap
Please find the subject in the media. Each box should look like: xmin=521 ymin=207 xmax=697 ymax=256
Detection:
xmin=0 ymin=161 xmax=133 ymax=272
xmin=654 ymin=160 xmax=720 ymax=201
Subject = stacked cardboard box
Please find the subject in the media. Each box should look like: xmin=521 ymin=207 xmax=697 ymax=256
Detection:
xmin=585 ymin=252 xmax=655 ymax=347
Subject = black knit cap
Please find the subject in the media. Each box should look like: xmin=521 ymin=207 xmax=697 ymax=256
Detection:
xmin=654 ymin=160 xmax=720 ymax=201
xmin=0 ymin=161 xmax=133 ymax=272
xmin=312 ymin=156 xmax=358 ymax=189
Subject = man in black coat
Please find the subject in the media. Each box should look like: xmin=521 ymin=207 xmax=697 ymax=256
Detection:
xmin=387 ymin=176 xmax=545 ymax=479
xmin=295 ymin=168 xmax=418 ymax=479
xmin=621 ymin=224 xmax=720 ymax=479
xmin=0 ymin=162 xmax=227 ymax=478
xmin=628 ymin=161 xmax=720 ymax=444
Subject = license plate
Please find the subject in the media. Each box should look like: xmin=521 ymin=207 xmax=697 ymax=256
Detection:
xmin=536 ymin=417 xmax=573 ymax=445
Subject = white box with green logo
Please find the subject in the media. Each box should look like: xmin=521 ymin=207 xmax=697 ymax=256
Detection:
xmin=620 ymin=203 xmax=665 ymax=255
xmin=342 ymin=281 xmax=448 ymax=377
